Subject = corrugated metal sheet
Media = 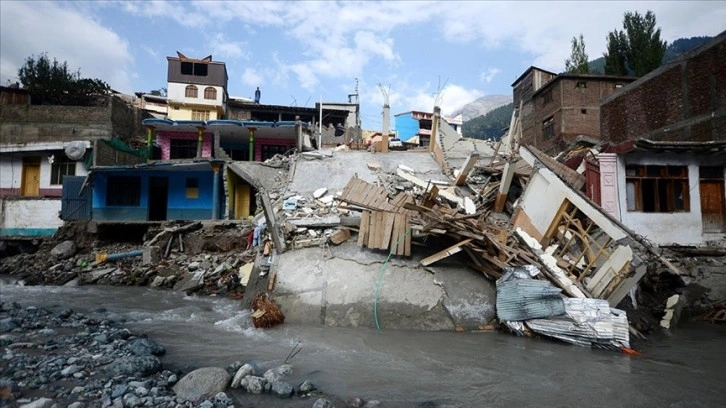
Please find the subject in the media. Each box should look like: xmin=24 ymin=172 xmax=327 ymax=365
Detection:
xmin=526 ymin=298 xmax=630 ymax=349
xmin=61 ymin=176 xmax=91 ymax=221
xmin=496 ymin=266 xmax=566 ymax=321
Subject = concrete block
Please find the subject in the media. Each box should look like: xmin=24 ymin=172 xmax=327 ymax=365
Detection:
xmin=142 ymin=246 xmax=161 ymax=266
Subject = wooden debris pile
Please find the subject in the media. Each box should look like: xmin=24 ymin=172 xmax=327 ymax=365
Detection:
xmin=337 ymin=172 xmax=543 ymax=279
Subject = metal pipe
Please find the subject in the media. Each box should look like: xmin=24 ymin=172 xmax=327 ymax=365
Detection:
xmin=95 ymin=250 xmax=143 ymax=263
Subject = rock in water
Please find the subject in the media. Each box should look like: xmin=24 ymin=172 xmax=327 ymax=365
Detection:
xmin=242 ymin=375 xmax=266 ymax=394
xmin=51 ymin=240 xmax=76 ymax=259
xmin=269 ymin=380 xmax=294 ymax=398
xmin=126 ymin=338 xmax=166 ymax=356
xmin=105 ymin=356 xmax=161 ymax=376
xmin=230 ymin=364 xmax=255 ymax=388
xmin=172 ymin=367 xmax=231 ymax=401
xmin=313 ymin=398 xmax=334 ymax=408
xmin=263 ymin=364 xmax=293 ymax=382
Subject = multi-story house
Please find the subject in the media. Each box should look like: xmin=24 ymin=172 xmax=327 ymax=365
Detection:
xmin=512 ymin=67 xmax=634 ymax=154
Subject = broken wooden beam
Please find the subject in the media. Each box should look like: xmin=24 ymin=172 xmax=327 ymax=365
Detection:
xmin=420 ymin=238 xmax=473 ymax=266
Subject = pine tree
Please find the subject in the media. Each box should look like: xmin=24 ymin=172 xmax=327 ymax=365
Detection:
xmin=565 ymin=34 xmax=590 ymax=74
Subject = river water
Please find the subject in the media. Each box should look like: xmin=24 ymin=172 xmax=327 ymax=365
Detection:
xmin=1 ymin=282 xmax=724 ymax=407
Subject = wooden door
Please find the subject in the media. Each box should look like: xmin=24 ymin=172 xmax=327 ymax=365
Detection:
xmin=21 ymin=163 xmax=40 ymax=196
xmin=700 ymin=180 xmax=725 ymax=232
xmin=235 ymin=184 xmax=251 ymax=219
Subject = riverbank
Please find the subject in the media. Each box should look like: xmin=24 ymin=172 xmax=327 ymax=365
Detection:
xmin=0 ymin=301 xmax=375 ymax=408
xmin=2 ymin=283 xmax=726 ymax=408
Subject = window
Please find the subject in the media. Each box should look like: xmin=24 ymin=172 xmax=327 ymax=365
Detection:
xmin=261 ymin=145 xmax=290 ymax=161
xmin=191 ymin=109 xmax=210 ymax=121
xmin=576 ymin=81 xmax=587 ymax=89
xmin=542 ymin=90 xmax=553 ymax=105
xmin=581 ymin=109 xmax=587 ymax=114
xmin=50 ymin=159 xmax=76 ymax=185
xmin=185 ymin=85 xmax=198 ymax=98
xmin=193 ymin=63 xmax=208 ymax=76
xmin=106 ymin=176 xmax=141 ymax=206
xmin=169 ymin=139 xmax=198 ymax=159
xmin=542 ymin=116 xmax=554 ymax=140
xmin=186 ymin=178 xmax=199 ymax=199
xmin=615 ymin=84 xmax=624 ymax=89
xmin=181 ymin=62 xmax=194 ymax=75
xmin=180 ymin=62 xmax=208 ymax=76
xmin=204 ymin=87 xmax=217 ymax=100
xmin=626 ymin=165 xmax=689 ymax=212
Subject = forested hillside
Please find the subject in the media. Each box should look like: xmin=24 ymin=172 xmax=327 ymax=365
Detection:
xmin=462 ymin=102 xmax=513 ymax=140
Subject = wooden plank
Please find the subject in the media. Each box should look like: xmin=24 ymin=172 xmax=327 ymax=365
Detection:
xmin=420 ymin=238 xmax=473 ymax=266
xmin=381 ymin=212 xmax=396 ymax=250
xmin=367 ymin=211 xmax=378 ymax=249
xmin=421 ymin=185 xmax=439 ymax=208
xmin=396 ymin=168 xmax=463 ymax=207
xmin=404 ymin=214 xmax=411 ymax=256
xmin=357 ymin=211 xmax=369 ymax=246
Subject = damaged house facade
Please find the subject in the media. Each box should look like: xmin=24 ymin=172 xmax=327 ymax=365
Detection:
xmin=590 ymin=31 xmax=726 ymax=246
xmin=512 ymin=67 xmax=635 ymax=155
xmin=0 ymin=86 xmax=142 ymax=246
xmin=86 ymin=52 xmax=358 ymax=223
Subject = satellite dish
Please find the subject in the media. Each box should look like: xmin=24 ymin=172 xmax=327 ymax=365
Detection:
xmin=64 ymin=141 xmax=87 ymax=161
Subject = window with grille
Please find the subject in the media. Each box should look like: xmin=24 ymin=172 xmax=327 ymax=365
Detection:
xmin=204 ymin=87 xmax=217 ymax=100
xmin=169 ymin=139 xmax=198 ymax=159
xmin=191 ymin=110 xmax=210 ymax=121
xmin=185 ymin=85 xmax=198 ymax=98
xmin=50 ymin=160 xmax=76 ymax=185
xmin=625 ymin=165 xmax=690 ymax=212
xmin=106 ymin=176 xmax=141 ymax=206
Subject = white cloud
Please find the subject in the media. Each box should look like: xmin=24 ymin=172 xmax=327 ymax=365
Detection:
xmin=0 ymin=1 xmax=134 ymax=92
xmin=121 ymin=0 xmax=207 ymax=28
xmin=208 ymin=33 xmax=247 ymax=60
xmin=141 ymin=45 xmax=159 ymax=60
xmin=481 ymin=68 xmax=502 ymax=84
xmin=406 ymin=84 xmax=483 ymax=116
xmin=241 ymin=68 xmax=264 ymax=88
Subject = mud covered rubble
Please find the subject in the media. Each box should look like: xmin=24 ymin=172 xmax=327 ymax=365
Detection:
xmin=0 ymin=221 xmax=262 ymax=299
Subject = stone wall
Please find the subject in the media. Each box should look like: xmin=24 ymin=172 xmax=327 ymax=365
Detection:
xmin=0 ymin=96 xmax=143 ymax=144
xmin=601 ymin=35 xmax=726 ymax=143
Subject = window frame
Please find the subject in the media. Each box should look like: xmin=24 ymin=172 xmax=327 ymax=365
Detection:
xmin=625 ymin=165 xmax=690 ymax=213
xmin=185 ymin=85 xmax=198 ymax=98
xmin=203 ymin=87 xmax=217 ymax=100
xmin=106 ymin=176 xmax=141 ymax=207
xmin=169 ymin=139 xmax=198 ymax=159
xmin=542 ymin=116 xmax=555 ymax=140
xmin=50 ymin=159 xmax=76 ymax=185
xmin=191 ymin=109 xmax=210 ymax=121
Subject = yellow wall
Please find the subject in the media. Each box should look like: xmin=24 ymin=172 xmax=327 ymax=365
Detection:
xmin=167 ymin=105 xmax=221 ymax=121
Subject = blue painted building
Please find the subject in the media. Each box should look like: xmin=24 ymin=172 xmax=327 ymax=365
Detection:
xmin=91 ymin=161 xmax=225 ymax=221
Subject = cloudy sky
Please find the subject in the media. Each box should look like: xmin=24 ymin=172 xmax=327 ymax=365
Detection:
xmin=1 ymin=1 xmax=724 ymax=129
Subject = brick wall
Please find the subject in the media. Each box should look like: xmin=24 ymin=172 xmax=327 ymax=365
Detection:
xmin=601 ymin=36 xmax=726 ymax=143
xmin=94 ymin=140 xmax=147 ymax=166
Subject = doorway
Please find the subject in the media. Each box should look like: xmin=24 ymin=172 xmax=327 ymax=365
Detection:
xmin=21 ymin=159 xmax=41 ymax=196
xmin=148 ymin=176 xmax=168 ymax=221
xmin=234 ymin=184 xmax=252 ymax=219
xmin=699 ymin=167 xmax=725 ymax=233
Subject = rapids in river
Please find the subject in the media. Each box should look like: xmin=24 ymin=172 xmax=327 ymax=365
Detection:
xmin=1 ymin=282 xmax=724 ymax=407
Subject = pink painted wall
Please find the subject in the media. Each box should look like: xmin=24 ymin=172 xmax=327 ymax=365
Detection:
xmin=157 ymin=131 xmax=213 ymax=160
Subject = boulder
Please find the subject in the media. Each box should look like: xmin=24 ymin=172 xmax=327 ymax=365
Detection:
xmin=126 ymin=338 xmax=166 ymax=356
xmin=0 ymin=318 xmax=18 ymax=333
xmin=263 ymin=364 xmax=293 ymax=382
xmin=105 ymin=356 xmax=161 ymax=377
xmin=241 ymin=375 xmax=266 ymax=394
xmin=269 ymin=380 xmax=294 ymax=398
xmin=19 ymin=398 xmax=54 ymax=408
xmin=172 ymin=367 xmax=230 ymax=402
xmin=312 ymin=398 xmax=334 ymax=408
xmin=299 ymin=380 xmax=316 ymax=393
xmin=230 ymin=364 xmax=255 ymax=388
xmin=51 ymin=240 xmax=76 ymax=259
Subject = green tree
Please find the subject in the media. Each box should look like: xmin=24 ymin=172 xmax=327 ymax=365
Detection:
xmin=18 ymin=53 xmax=110 ymax=105
xmin=604 ymin=10 xmax=667 ymax=77
xmin=565 ymin=34 xmax=590 ymax=74
xmin=462 ymin=103 xmax=513 ymax=140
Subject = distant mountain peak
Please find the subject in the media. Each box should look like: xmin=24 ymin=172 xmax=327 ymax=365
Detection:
xmin=451 ymin=94 xmax=512 ymax=122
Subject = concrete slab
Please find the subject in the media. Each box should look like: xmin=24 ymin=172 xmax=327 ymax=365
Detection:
xmin=287 ymin=151 xmax=446 ymax=196
xmin=273 ymin=240 xmax=496 ymax=330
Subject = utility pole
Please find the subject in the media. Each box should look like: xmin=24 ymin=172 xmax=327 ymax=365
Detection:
xmin=378 ymin=83 xmax=390 ymax=153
